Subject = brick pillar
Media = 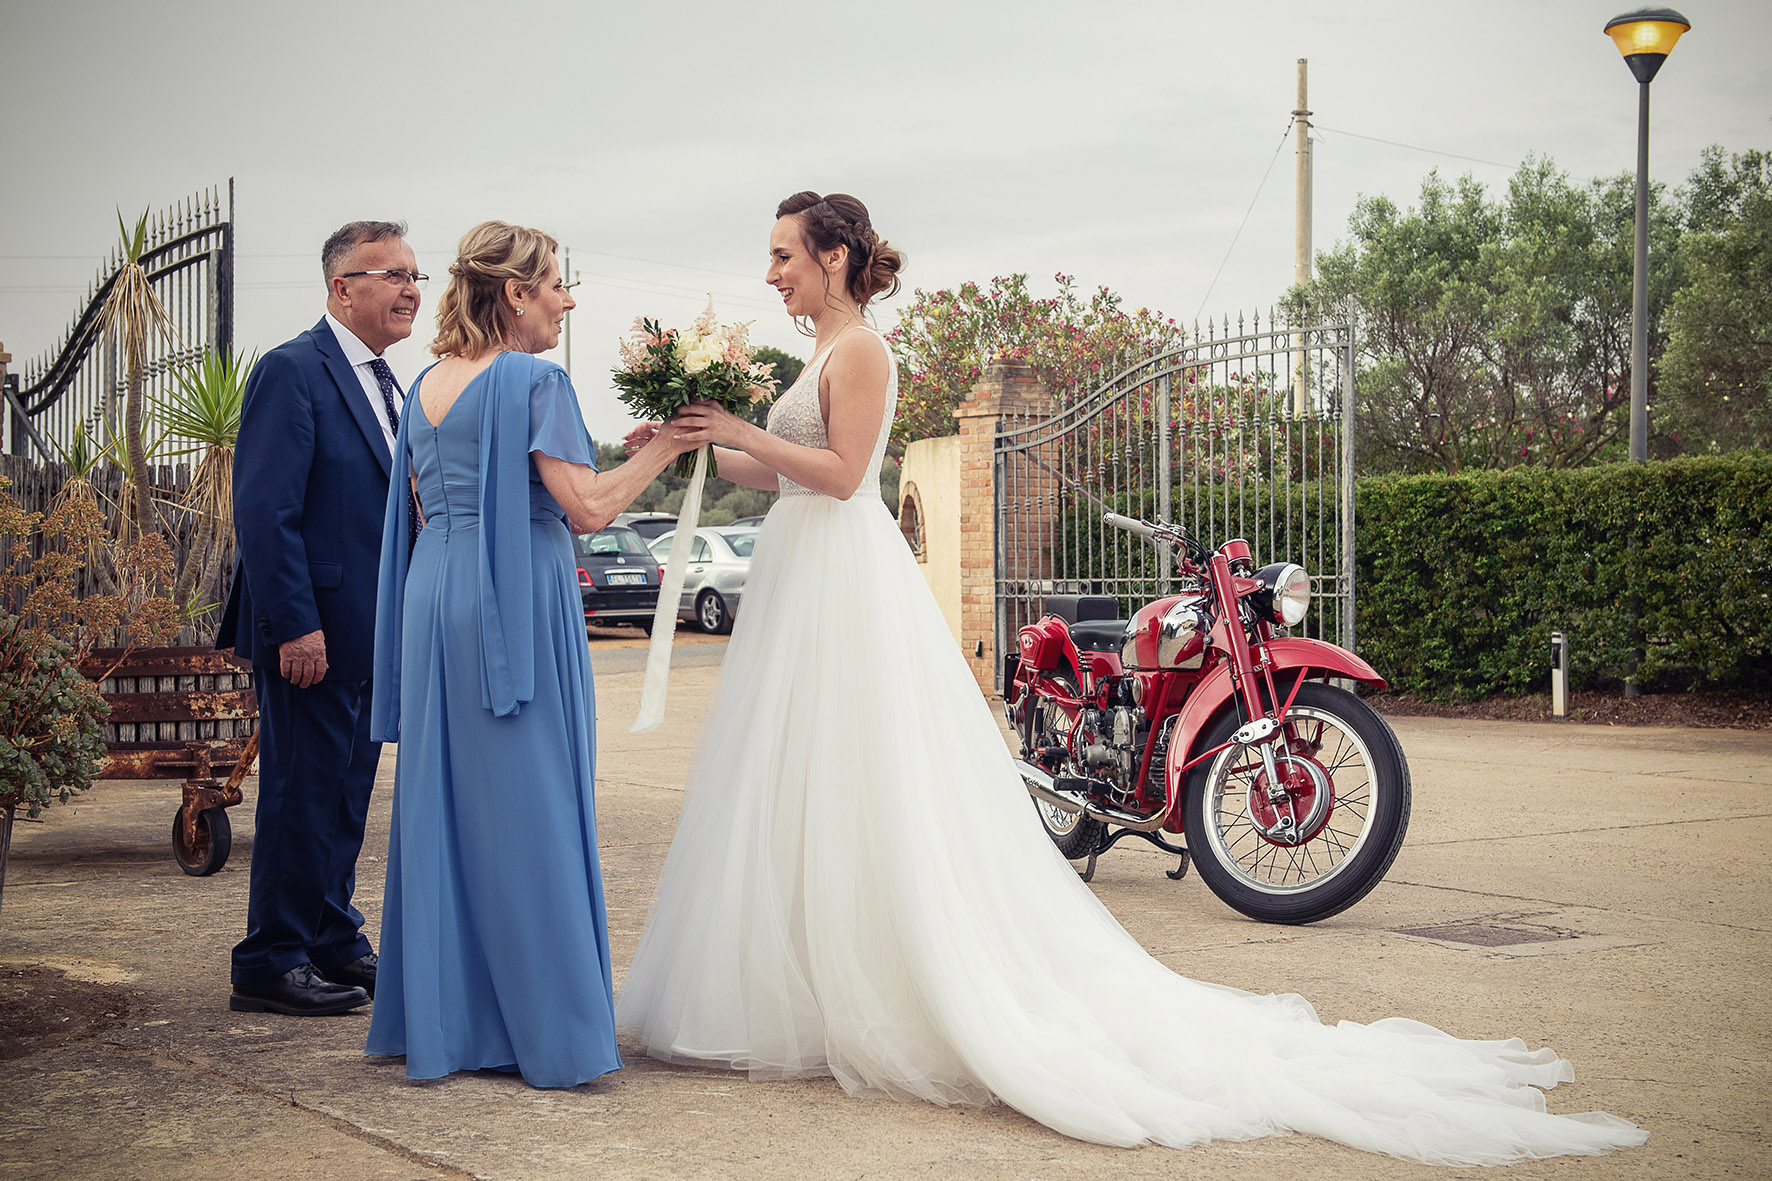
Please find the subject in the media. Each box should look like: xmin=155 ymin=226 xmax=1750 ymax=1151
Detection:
xmin=953 ymin=363 xmax=1054 ymax=696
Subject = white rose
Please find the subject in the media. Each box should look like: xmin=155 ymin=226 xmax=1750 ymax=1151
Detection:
xmin=683 ymin=346 xmax=719 ymax=374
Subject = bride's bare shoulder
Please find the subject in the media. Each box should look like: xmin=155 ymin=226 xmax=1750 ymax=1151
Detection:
xmin=826 ymin=328 xmax=891 ymax=385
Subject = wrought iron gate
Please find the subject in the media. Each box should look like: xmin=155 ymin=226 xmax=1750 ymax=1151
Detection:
xmin=4 ymin=182 xmax=234 ymax=459
xmin=993 ymin=304 xmax=1357 ymax=661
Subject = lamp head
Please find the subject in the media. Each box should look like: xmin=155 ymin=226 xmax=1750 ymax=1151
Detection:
xmin=1605 ymin=8 xmax=1691 ymax=84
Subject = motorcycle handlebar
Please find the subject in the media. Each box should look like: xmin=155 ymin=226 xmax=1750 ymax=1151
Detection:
xmin=1104 ymin=512 xmax=1206 ymax=561
xmin=1103 ymin=512 xmax=1161 ymax=540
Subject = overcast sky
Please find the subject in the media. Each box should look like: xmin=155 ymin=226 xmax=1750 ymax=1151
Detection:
xmin=3 ymin=0 xmax=1768 ymax=443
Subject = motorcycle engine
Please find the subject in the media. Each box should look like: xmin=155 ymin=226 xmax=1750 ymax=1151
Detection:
xmin=1080 ymin=702 xmax=1147 ymax=806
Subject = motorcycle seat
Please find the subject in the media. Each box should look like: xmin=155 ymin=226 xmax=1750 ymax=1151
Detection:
xmin=1069 ymin=620 xmax=1128 ymax=653
xmin=1045 ymin=594 xmax=1121 ymax=625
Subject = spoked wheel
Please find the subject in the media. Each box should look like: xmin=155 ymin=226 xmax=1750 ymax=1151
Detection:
xmin=1022 ymin=669 xmax=1104 ymax=859
xmin=695 ymin=590 xmax=730 ymax=634
xmin=1184 ymin=682 xmax=1410 ymax=923
xmin=172 ymin=805 xmax=232 ymax=877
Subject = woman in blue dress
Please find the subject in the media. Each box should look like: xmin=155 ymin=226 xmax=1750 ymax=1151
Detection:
xmin=366 ymin=221 xmax=690 ymax=1087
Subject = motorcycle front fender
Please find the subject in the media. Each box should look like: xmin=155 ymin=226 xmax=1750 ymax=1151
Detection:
xmin=1162 ymin=638 xmax=1388 ymax=826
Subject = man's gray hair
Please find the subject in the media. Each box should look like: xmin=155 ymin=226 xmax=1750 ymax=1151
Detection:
xmin=321 ymin=220 xmax=409 ymax=282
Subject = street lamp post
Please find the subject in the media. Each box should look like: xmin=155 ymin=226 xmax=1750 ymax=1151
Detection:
xmin=1604 ymin=8 xmax=1690 ymax=463
xmin=1605 ymin=9 xmax=1689 ymax=699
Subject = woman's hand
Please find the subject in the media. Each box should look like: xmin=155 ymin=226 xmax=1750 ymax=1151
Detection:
xmin=623 ymin=422 xmax=662 ymax=456
xmin=671 ymin=401 xmax=757 ymax=451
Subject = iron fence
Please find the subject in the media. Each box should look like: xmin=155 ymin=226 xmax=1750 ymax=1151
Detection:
xmin=5 ymin=183 xmax=234 ymax=460
xmin=993 ymin=304 xmax=1357 ymax=661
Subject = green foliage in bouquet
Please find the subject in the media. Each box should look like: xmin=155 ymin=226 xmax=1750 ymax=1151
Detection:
xmin=612 ymin=304 xmax=777 ymax=478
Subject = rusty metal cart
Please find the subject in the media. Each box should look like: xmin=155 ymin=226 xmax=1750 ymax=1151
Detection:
xmin=81 ymin=646 xmax=259 ymax=875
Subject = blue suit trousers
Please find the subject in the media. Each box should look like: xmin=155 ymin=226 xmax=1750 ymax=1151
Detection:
xmin=231 ymin=667 xmax=379 ymax=985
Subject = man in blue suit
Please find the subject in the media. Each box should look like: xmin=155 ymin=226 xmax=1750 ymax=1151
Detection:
xmin=217 ymin=220 xmax=422 ymax=1015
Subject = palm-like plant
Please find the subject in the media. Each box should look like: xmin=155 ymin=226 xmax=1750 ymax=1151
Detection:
xmin=47 ymin=423 xmax=120 ymax=594
xmin=96 ymin=209 xmax=177 ymax=545
xmin=155 ymin=348 xmax=252 ymax=621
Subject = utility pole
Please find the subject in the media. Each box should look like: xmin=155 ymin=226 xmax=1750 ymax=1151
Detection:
xmin=1291 ymin=59 xmax=1313 ymax=416
xmin=562 ymin=246 xmax=573 ymax=377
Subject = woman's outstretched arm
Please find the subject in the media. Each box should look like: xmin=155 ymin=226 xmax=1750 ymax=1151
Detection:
xmin=534 ymin=427 xmax=693 ymax=533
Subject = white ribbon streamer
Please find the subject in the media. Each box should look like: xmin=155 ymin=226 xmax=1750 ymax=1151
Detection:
xmin=631 ymin=443 xmax=709 ymax=733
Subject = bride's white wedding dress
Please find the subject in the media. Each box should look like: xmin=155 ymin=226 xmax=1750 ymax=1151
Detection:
xmin=613 ymin=327 xmax=1646 ymax=1164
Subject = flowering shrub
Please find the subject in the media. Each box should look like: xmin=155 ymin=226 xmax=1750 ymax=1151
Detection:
xmin=886 ymin=273 xmax=1184 ymax=451
xmin=0 ymin=477 xmax=179 ymax=905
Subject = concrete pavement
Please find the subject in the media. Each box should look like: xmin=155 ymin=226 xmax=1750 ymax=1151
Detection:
xmin=2 ymin=635 xmax=1767 ymax=1179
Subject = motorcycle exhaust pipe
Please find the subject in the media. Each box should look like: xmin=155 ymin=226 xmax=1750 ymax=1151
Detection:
xmin=1015 ymin=758 xmax=1085 ymax=815
xmin=1013 ymin=759 xmax=1173 ymax=833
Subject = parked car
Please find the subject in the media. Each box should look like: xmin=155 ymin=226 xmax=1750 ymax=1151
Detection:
xmin=730 ymin=514 xmax=768 ymax=528
xmin=575 ymin=525 xmax=663 ymax=631
xmin=614 ymin=512 xmax=677 ymax=542
xmin=648 ymin=527 xmax=756 ymax=634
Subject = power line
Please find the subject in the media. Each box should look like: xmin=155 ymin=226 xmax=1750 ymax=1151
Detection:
xmin=1 ymin=247 xmax=763 ymax=284
xmin=1313 ymin=124 xmax=1515 ymax=172
xmin=1193 ymin=117 xmax=1295 ymax=322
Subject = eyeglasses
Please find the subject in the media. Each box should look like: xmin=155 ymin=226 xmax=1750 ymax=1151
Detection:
xmin=340 ymin=268 xmax=429 ymax=289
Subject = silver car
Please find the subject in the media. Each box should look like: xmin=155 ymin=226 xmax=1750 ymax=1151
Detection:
xmin=648 ymin=527 xmax=756 ymax=634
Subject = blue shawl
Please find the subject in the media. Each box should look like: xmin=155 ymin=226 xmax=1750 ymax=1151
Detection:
xmin=370 ymin=353 xmax=589 ymax=741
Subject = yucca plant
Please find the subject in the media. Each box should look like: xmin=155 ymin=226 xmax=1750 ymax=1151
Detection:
xmin=96 ymin=209 xmax=177 ymax=545
xmin=154 ymin=348 xmax=252 ymax=622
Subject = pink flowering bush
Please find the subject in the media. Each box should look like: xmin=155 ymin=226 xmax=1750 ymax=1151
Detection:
xmin=886 ymin=273 xmax=1184 ymax=451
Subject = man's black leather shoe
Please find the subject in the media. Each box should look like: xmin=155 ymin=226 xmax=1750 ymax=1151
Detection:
xmin=230 ymin=963 xmax=370 ymax=1016
xmin=320 ymin=952 xmax=377 ymax=997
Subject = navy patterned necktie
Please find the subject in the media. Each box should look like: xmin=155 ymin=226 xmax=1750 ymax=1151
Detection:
xmin=367 ymin=357 xmax=419 ymax=547
xmin=367 ymin=357 xmax=402 ymax=438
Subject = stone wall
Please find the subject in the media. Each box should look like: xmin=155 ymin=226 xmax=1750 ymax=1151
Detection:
xmin=898 ymin=434 xmax=961 ymax=645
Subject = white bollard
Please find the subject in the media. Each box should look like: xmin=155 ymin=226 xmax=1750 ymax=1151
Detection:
xmin=1550 ymin=631 xmax=1569 ymax=718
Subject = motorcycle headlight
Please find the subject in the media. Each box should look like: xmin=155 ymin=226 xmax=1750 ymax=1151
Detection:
xmin=1252 ymin=562 xmax=1311 ymax=627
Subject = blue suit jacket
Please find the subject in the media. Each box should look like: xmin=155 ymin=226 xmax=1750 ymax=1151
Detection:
xmin=216 ymin=318 xmax=395 ymax=682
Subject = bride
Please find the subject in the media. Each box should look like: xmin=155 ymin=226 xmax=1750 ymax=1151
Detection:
xmin=612 ymin=191 xmax=1646 ymax=1164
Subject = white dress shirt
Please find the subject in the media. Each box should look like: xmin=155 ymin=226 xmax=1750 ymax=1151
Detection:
xmin=325 ymin=313 xmax=403 ymax=459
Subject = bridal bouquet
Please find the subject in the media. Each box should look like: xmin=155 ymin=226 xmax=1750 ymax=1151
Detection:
xmin=612 ymin=302 xmax=776 ymax=478
xmin=616 ymin=303 xmax=776 ymax=735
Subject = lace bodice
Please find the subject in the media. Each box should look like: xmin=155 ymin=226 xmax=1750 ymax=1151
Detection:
xmin=766 ymin=326 xmax=897 ymax=499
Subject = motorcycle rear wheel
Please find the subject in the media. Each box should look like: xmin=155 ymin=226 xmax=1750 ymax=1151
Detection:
xmin=1184 ymin=682 xmax=1410 ymax=924
xmin=1023 ymin=669 xmax=1105 ymax=860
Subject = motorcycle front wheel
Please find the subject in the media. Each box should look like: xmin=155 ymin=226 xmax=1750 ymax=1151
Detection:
xmin=1184 ymin=682 xmax=1410 ymax=924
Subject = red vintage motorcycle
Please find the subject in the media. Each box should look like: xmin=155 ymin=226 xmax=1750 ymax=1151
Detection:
xmin=1003 ymin=512 xmax=1410 ymax=924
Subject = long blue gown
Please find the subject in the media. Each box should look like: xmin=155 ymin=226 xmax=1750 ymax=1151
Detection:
xmin=364 ymin=352 xmax=620 ymax=1087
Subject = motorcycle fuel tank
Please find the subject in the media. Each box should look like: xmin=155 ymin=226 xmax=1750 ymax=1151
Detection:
xmin=1121 ymin=593 xmax=1210 ymax=670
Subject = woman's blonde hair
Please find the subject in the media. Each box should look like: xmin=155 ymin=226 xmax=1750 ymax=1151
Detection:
xmin=430 ymin=220 xmax=560 ymax=357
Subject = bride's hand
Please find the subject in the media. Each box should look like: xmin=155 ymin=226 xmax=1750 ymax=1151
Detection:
xmin=624 ymin=422 xmax=662 ymax=455
xmin=671 ymin=401 xmax=754 ymax=450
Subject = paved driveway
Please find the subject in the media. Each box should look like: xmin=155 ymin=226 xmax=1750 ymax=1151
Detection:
xmin=2 ymin=646 xmax=1766 ymax=1179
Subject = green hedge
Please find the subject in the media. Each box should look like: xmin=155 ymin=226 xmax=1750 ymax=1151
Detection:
xmin=1355 ymin=452 xmax=1772 ymax=700
xmin=1052 ymin=452 xmax=1771 ymax=700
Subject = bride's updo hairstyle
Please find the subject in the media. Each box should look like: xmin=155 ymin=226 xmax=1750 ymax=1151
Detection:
xmin=776 ymin=191 xmax=904 ymax=310
xmin=430 ymin=220 xmax=560 ymax=358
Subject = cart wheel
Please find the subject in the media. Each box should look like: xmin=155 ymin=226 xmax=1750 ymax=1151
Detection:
xmin=172 ymin=805 xmax=232 ymax=876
